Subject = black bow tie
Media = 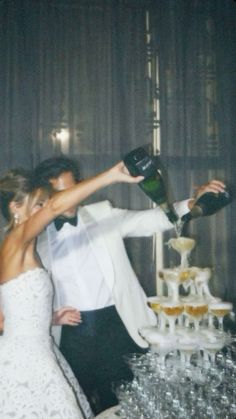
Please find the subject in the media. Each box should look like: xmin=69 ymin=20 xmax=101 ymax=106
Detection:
xmin=54 ymin=215 xmax=78 ymax=231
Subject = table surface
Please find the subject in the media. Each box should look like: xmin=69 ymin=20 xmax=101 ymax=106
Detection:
xmin=94 ymin=405 xmax=119 ymax=418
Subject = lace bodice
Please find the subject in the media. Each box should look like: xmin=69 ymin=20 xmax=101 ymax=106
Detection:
xmin=1 ymin=268 xmax=52 ymax=338
xmin=0 ymin=267 xmax=94 ymax=418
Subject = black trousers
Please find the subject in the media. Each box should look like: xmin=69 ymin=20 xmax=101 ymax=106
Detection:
xmin=60 ymin=305 xmax=147 ymax=415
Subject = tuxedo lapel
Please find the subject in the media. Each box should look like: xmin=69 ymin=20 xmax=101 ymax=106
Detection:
xmin=78 ymin=206 xmax=115 ymax=291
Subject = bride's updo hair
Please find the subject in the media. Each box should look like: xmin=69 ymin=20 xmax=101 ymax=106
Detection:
xmin=0 ymin=168 xmax=33 ymax=223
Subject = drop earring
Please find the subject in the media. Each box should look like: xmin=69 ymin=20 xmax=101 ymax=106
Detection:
xmin=14 ymin=213 xmax=20 ymax=225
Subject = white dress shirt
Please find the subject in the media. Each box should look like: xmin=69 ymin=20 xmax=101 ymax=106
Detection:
xmin=47 ymin=215 xmax=114 ymax=311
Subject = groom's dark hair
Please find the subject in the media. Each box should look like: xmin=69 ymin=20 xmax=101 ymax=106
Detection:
xmin=34 ymin=156 xmax=80 ymax=188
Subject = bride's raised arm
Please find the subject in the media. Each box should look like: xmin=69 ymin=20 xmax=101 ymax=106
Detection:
xmin=21 ymin=161 xmax=143 ymax=244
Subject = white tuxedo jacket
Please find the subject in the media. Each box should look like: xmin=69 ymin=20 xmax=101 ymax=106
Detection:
xmin=37 ymin=200 xmax=190 ymax=348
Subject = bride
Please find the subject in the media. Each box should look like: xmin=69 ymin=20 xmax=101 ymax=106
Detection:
xmin=0 ymin=162 xmax=142 ymax=419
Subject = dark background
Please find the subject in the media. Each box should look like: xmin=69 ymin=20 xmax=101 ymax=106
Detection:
xmin=0 ymin=0 xmax=235 ymax=311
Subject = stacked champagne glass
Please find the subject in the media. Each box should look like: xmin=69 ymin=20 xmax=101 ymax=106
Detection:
xmin=113 ymin=237 xmax=236 ymax=418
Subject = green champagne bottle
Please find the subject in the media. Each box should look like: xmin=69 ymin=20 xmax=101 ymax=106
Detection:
xmin=181 ymin=188 xmax=233 ymax=223
xmin=123 ymin=147 xmax=179 ymax=224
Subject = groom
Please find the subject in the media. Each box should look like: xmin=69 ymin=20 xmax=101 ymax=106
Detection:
xmin=34 ymin=156 xmax=225 ymax=415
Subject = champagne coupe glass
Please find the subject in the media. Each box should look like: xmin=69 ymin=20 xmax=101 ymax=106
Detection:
xmin=147 ymin=296 xmax=162 ymax=314
xmin=178 ymin=341 xmax=199 ymax=366
xmin=192 ymin=267 xmax=221 ymax=302
xmin=147 ymin=296 xmax=167 ymax=331
xmin=159 ymin=268 xmax=195 ymax=303
xmin=184 ymin=302 xmax=208 ymax=332
xmin=151 ymin=342 xmax=174 ymax=366
xmin=203 ymin=339 xmax=225 ymax=364
xmin=179 ymin=267 xmax=197 ymax=304
xmin=161 ymin=302 xmax=184 ymax=334
xmin=208 ymin=302 xmax=233 ymax=332
xmin=159 ymin=269 xmax=180 ymax=302
xmin=168 ymin=237 xmax=196 ymax=269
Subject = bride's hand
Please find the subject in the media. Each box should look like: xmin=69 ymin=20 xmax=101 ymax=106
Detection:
xmin=0 ymin=310 xmax=4 ymax=332
xmin=52 ymin=306 xmax=81 ymax=326
xmin=107 ymin=161 xmax=144 ymax=184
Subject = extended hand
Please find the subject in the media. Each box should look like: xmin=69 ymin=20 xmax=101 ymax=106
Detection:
xmin=108 ymin=161 xmax=144 ymax=184
xmin=53 ymin=306 xmax=81 ymax=326
xmin=189 ymin=179 xmax=226 ymax=209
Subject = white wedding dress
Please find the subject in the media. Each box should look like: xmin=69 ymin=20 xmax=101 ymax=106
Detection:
xmin=0 ymin=267 xmax=94 ymax=419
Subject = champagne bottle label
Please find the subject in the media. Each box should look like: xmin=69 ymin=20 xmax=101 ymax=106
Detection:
xmin=124 ymin=148 xmax=156 ymax=178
